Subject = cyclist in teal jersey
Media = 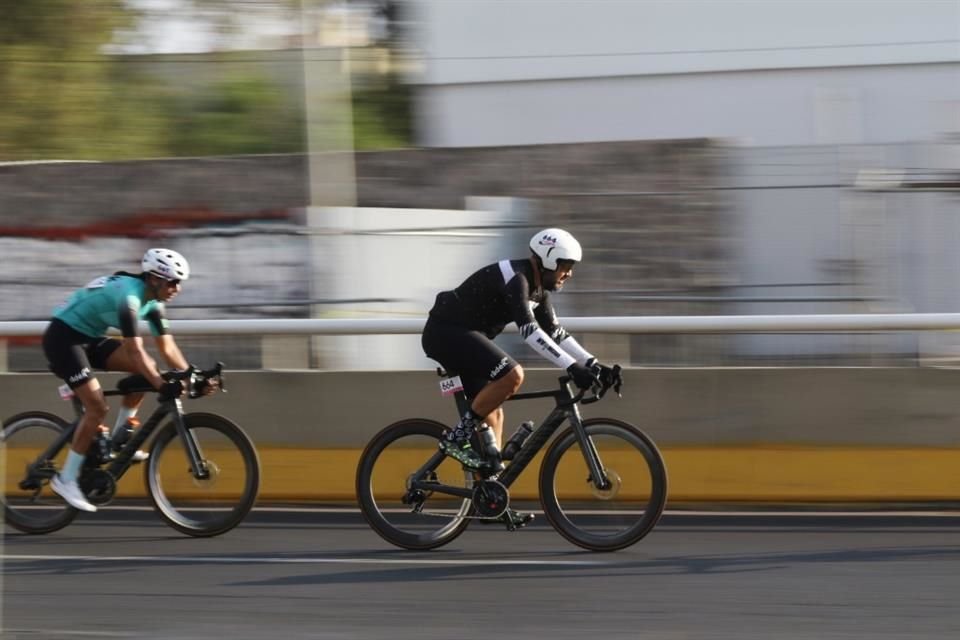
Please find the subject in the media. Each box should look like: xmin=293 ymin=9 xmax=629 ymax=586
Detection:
xmin=43 ymin=248 xmax=209 ymax=512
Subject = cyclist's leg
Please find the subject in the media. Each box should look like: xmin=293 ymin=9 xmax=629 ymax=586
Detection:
xmin=95 ymin=338 xmax=146 ymax=412
xmin=95 ymin=340 xmax=150 ymax=459
xmin=423 ymin=320 xmax=522 ymax=468
xmin=42 ymin=321 xmax=105 ymax=511
xmin=469 ymin=369 xmax=524 ymax=444
xmin=43 ymin=321 xmax=109 ymax=459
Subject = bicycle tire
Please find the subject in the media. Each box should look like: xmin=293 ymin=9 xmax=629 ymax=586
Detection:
xmin=2 ymin=411 xmax=79 ymax=534
xmin=145 ymin=412 xmax=260 ymax=537
xmin=356 ymin=418 xmax=474 ymax=550
xmin=539 ymin=418 xmax=667 ymax=551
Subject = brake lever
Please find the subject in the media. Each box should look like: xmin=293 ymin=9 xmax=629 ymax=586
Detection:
xmin=612 ymin=365 xmax=623 ymax=398
xmin=210 ymin=362 xmax=226 ymax=393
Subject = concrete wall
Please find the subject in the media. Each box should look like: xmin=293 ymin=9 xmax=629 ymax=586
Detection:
xmin=409 ymin=0 xmax=960 ymax=147
xmin=5 ymin=368 xmax=960 ymax=502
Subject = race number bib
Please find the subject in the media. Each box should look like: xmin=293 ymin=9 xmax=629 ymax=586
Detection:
xmin=84 ymin=276 xmax=110 ymax=289
xmin=439 ymin=376 xmax=464 ymax=396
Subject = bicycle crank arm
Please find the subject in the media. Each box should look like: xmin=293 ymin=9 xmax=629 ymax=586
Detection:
xmin=410 ymin=481 xmax=473 ymax=500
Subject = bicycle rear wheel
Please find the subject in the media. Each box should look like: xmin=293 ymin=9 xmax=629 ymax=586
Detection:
xmin=356 ymin=419 xmax=473 ymax=550
xmin=145 ymin=412 xmax=260 ymax=537
xmin=2 ymin=412 xmax=78 ymax=534
xmin=539 ymin=418 xmax=667 ymax=551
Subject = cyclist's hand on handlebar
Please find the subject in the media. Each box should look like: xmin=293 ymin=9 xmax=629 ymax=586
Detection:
xmin=192 ymin=377 xmax=219 ymax=397
xmin=590 ymin=361 xmax=623 ymax=397
xmin=187 ymin=362 xmax=225 ymax=398
xmin=567 ymin=361 xmax=600 ymax=390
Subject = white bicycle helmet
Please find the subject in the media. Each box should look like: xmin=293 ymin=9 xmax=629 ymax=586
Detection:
xmin=142 ymin=248 xmax=190 ymax=281
xmin=529 ymin=228 xmax=582 ymax=271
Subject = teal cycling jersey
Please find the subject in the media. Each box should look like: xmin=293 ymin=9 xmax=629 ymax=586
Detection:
xmin=53 ymin=274 xmax=168 ymax=338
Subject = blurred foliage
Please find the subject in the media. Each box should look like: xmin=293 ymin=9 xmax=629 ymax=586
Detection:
xmin=168 ymin=75 xmax=306 ymax=156
xmin=0 ymin=0 xmax=411 ymax=162
xmin=352 ymin=71 xmax=412 ymax=150
xmin=0 ymin=0 xmax=172 ymax=160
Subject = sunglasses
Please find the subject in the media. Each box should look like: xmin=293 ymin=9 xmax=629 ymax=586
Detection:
xmin=164 ymin=279 xmax=182 ymax=287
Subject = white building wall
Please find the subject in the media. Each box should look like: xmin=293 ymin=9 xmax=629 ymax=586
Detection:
xmin=408 ymin=0 xmax=960 ymax=147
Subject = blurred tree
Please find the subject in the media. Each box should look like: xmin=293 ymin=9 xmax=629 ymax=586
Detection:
xmin=352 ymin=71 xmax=411 ymax=150
xmin=0 ymin=0 xmax=172 ymax=161
xmin=0 ymin=0 xmax=411 ymax=160
xmin=168 ymin=74 xmax=306 ymax=155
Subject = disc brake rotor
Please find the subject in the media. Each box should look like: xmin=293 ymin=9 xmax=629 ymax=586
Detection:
xmin=192 ymin=460 xmax=220 ymax=488
xmin=591 ymin=468 xmax=622 ymax=500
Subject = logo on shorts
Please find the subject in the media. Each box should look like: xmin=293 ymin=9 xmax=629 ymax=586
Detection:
xmin=489 ymin=357 xmax=510 ymax=379
xmin=68 ymin=367 xmax=91 ymax=384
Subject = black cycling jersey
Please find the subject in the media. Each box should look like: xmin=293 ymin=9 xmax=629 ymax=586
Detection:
xmin=429 ymin=259 xmax=561 ymax=338
xmin=426 ymin=258 xmax=593 ymax=372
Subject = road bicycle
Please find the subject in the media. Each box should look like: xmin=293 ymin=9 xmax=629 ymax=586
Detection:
xmin=356 ymin=366 xmax=668 ymax=551
xmin=2 ymin=363 xmax=260 ymax=537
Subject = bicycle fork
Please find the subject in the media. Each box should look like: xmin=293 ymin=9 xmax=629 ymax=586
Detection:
xmin=567 ymin=404 xmax=613 ymax=492
xmin=159 ymin=402 xmax=210 ymax=481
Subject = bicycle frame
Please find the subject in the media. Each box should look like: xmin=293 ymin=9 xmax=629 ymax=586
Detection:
xmin=20 ymin=385 xmax=208 ymax=489
xmin=408 ymin=376 xmax=612 ymax=500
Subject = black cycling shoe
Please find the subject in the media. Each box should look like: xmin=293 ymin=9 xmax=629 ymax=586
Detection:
xmin=479 ymin=508 xmax=534 ymax=530
xmin=438 ymin=438 xmax=487 ymax=471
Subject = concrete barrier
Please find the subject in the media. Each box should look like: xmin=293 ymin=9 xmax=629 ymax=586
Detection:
xmin=4 ymin=367 xmax=960 ymax=502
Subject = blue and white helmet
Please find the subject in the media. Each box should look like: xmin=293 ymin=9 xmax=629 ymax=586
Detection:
xmin=142 ymin=248 xmax=190 ymax=281
xmin=529 ymin=228 xmax=582 ymax=271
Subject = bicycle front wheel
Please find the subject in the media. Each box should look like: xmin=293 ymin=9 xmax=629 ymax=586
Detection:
xmin=145 ymin=412 xmax=260 ymax=537
xmin=2 ymin=412 xmax=78 ymax=534
xmin=356 ymin=419 xmax=473 ymax=550
xmin=540 ymin=418 xmax=667 ymax=551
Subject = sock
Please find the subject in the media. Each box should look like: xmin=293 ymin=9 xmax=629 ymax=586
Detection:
xmin=60 ymin=450 xmax=85 ymax=483
xmin=112 ymin=406 xmax=138 ymax=437
xmin=447 ymin=409 xmax=481 ymax=443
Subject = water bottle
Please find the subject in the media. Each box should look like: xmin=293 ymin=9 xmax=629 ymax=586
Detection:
xmin=92 ymin=425 xmax=112 ymax=464
xmin=476 ymin=425 xmax=502 ymax=465
xmin=111 ymin=417 xmax=139 ymax=451
xmin=501 ymin=421 xmax=534 ymax=460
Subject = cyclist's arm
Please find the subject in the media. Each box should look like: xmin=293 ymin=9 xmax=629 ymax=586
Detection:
xmin=145 ymin=306 xmax=189 ymax=370
xmin=117 ymin=298 xmax=166 ymax=389
xmin=504 ymin=273 xmax=577 ymax=369
xmin=533 ymin=294 xmax=595 ymax=365
xmin=154 ymin=335 xmax=189 ymax=371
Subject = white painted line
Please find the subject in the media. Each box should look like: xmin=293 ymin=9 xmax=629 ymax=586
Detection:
xmin=10 ymin=505 xmax=960 ymax=517
xmin=1 ymin=553 xmax=602 ymax=567
xmin=99 ymin=505 xmax=960 ymax=517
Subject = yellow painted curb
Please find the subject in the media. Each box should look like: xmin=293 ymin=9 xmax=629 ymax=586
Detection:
xmin=6 ymin=446 xmax=960 ymax=502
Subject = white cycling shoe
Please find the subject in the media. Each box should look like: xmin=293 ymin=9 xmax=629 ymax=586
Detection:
xmin=50 ymin=475 xmax=97 ymax=512
xmin=112 ymin=450 xmax=149 ymax=463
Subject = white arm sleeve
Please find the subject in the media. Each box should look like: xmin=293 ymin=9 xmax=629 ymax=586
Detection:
xmin=556 ymin=334 xmax=594 ymax=365
xmin=520 ymin=323 xmax=577 ymax=369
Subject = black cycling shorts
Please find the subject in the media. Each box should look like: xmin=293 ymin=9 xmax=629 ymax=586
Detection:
xmin=42 ymin=318 xmax=123 ymax=388
xmin=421 ymin=317 xmax=519 ymax=399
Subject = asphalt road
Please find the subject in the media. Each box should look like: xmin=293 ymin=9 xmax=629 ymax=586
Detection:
xmin=4 ymin=507 xmax=960 ymax=639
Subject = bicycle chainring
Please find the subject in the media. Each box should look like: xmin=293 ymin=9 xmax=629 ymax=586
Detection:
xmin=471 ymin=479 xmax=509 ymax=518
xmin=79 ymin=469 xmax=117 ymax=506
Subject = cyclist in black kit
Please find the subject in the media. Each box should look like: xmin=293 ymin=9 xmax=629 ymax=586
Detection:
xmin=422 ymin=228 xmax=622 ymax=526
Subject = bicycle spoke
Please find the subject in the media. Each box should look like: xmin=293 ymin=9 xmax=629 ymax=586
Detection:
xmin=146 ymin=413 xmax=260 ymax=537
xmin=540 ymin=419 xmax=667 ymax=551
xmin=356 ymin=419 xmax=473 ymax=550
xmin=2 ymin=413 xmax=78 ymax=534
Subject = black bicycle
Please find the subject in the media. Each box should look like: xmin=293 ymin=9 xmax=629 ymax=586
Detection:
xmin=2 ymin=363 xmax=261 ymax=537
xmin=356 ymin=366 xmax=668 ymax=551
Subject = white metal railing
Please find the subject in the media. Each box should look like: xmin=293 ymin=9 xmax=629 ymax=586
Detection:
xmin=4 ymin=313 xmax=960 ymax=337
